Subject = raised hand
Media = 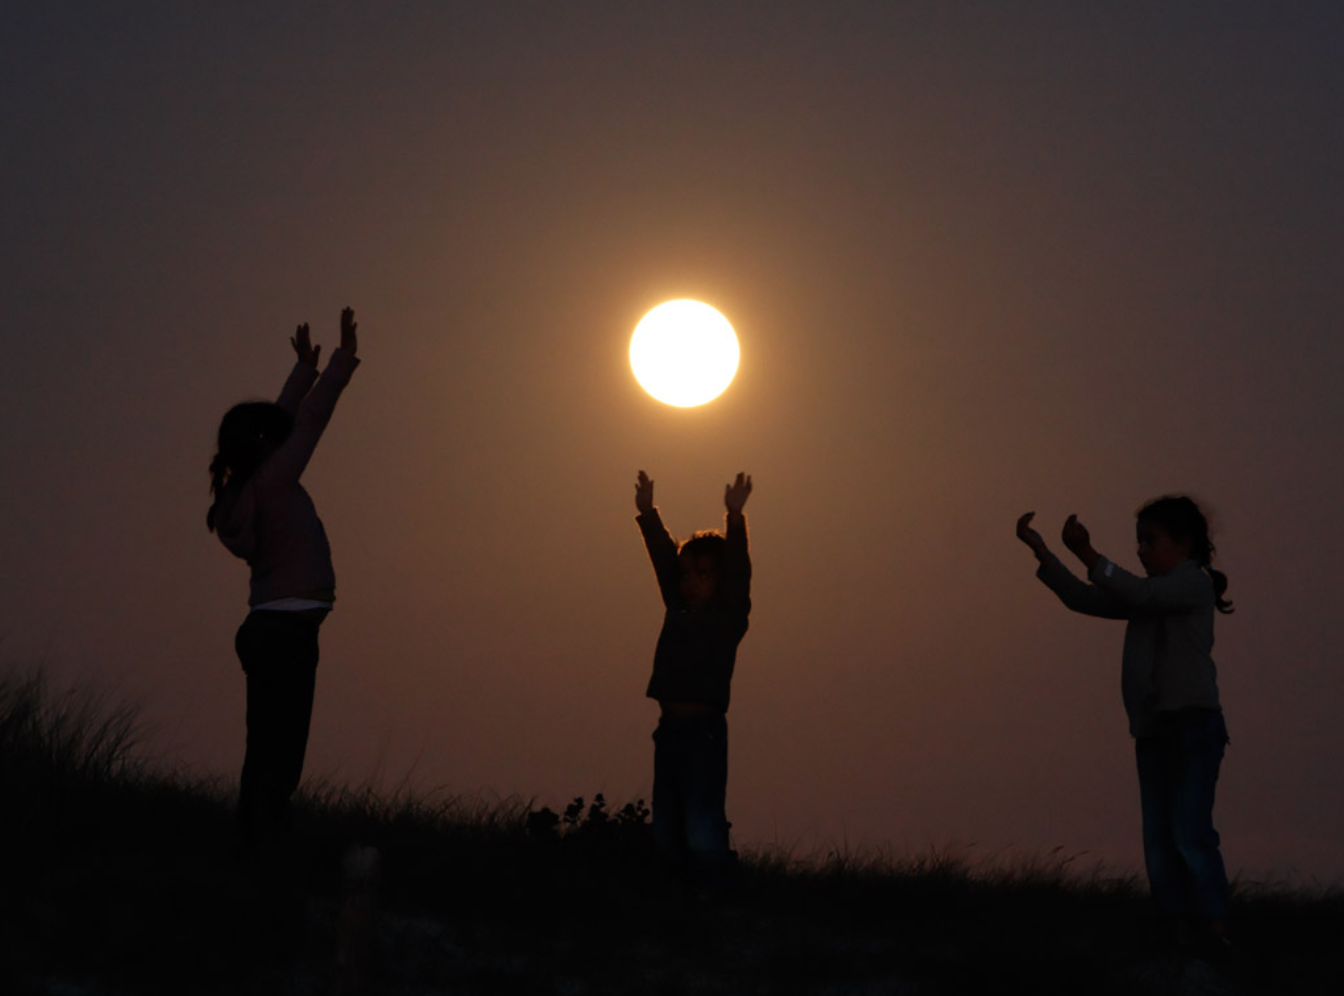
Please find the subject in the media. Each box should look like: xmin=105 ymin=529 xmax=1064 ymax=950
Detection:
xmin=290 ymin=322 xmax=320 ymax=367
xmin=340 ymin=307 xmax=358 ymax=356
xmin=725 ymin=472 xmax=753 ymax=513
xmin=1061 ymin=514 xmax=1091 ymax=556
xmin=1015 ymin=511 xmax=1047 ymax=557
xmin=635 ymin=470 xmax=655 ymax=514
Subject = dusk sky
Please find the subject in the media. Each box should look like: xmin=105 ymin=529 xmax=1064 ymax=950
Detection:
xmin=3 ymin=2 xmax=1342 ymax=881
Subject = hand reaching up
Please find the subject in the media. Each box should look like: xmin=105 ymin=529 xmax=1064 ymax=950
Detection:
xmin=340 ymin=307 xmax=358 ymax=356
xmin=290 ymin=322 xmax=320 ymax=367
xmin=725 ymin=472 xmax=753 ymax=513
xmin=635 ymin=470 xmax=655 ymax=514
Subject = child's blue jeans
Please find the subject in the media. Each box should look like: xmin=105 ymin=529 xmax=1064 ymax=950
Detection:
xmin=652 ymin=712 xmax=734 ymax=876
xmin=1134 ymin=708 xmax=1230 ymax=920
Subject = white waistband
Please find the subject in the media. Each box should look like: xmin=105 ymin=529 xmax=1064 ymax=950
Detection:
xmin=251 ymin=597 xmax=334 ymax=612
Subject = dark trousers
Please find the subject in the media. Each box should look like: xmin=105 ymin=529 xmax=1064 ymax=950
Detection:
xmin=1135 ymin=708 xmax=1230 ymax=920
xmin=652 ymin=713 xmax=734 ymax=877
xmin=235 ymin=609 xmax=324 ymax=850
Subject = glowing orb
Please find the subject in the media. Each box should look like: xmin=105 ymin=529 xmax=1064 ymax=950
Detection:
xmin=629 ymin=300 xmax=740 ymax=407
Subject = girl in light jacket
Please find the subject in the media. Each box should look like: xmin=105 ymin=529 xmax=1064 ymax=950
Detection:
xmin=1017 ymin=497 xmax=1233 ymax=948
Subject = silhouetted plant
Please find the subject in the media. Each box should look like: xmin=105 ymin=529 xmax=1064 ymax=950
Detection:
xmin=528 ymin=793 xmax=651 ymax=852
xmin=615 ymin=798 xmax=650 ymax=827
xmin=0 ymin=667 xmax=145 ymax=789
xmin=562 ymin=794 xmax=586 ymax=828
xmin=584 ymin=793 xmax=609 ymax=828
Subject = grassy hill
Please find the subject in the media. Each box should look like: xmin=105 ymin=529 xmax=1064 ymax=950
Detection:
xmin=2 ymin=667 xmax=1339 ymax=995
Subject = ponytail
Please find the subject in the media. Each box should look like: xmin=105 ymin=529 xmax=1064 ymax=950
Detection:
xmin=1206 ymin=565 xmax=1233 ymax=614
xmin=1136 ymin=495 xmax=1234 ymax=614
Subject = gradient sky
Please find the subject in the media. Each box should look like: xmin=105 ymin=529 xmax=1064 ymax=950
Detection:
xmin=4 ymin=2 xmax=1342 ymax=881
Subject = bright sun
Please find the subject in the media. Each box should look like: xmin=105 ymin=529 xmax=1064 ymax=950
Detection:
xmin=629 ymin=300 xmax=740 ymax=407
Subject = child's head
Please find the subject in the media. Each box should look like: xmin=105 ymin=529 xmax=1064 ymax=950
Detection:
xmin=1135 ymin=495 xmax=1233 ymax=613
xmin=206 ymin=402 xmax=292 ymax=531
xmin=677 ymin=531 xmax=726 ymax=607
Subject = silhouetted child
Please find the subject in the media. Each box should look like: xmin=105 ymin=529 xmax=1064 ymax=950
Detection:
xmin=1016 ymin=497 xmax=1233 ymax=948
xmin=634 ymin=469 xmax=753 ymax=887
xmin=208 ymin=308 xmax=361 ymax=853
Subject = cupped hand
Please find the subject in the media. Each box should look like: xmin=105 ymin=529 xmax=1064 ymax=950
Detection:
xmin=1015 ymin=511 xmax=1046 ymax=552
xmin=1061 ymin=514 xmax=1091 ymax=555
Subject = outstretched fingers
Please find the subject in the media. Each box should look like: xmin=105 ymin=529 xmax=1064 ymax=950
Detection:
xmin=340 ymin=306 xmax=358 ymax=355
xmin=725 ymin=471 xmax=753 ymax=512
xmin=290 ymin=322 xmax=319 ymax=366
xmin=635 ymin=470 xmax=654 ymax=513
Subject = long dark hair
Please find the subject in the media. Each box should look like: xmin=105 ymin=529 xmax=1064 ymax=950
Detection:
xmin=1136 ymin=495 xmax=1233 ymax=614
xmin=206 ymin=402 xmax=292 ymax=532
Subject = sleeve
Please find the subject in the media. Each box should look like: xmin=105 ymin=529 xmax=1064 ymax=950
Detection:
xmin=1036 ymin=553 xmax=1130 ymax=620
xmin=719 ymin=511 xmax=752 ymax=610
xmin=636 ymin=508 xmax=681 ymax=607
xmin=276 ymin=361 xmax=320 ymax=417
xmin=256 ymin=348 xmax=360 ymax=487
xmin=1087 ymin=557 xmax=1210 ymax=611
xmin=212 ymin=484 xmax=258 ymax=560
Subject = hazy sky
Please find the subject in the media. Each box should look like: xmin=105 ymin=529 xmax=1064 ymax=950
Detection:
xmin=4 ymin=2 xmax=1342 ymax=881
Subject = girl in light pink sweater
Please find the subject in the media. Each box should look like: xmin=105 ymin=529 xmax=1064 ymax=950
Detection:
xmin=208 ymin=308 xmax=360 ymax=852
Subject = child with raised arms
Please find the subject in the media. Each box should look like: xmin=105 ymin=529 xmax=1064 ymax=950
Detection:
xmin=208 ymin=307 xmax=360 ymax=853
xmin=634 ymin=469 xmax=753 ymax=886
xmin=1016 ymin=497 xmax=1234 ymax=948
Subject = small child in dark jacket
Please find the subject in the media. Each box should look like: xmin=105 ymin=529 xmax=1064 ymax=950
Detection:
xmin=634 ymin=469 xmax=753 ymax=883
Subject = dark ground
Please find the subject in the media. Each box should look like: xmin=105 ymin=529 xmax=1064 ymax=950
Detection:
xmin=3 ymin=669 xmax=1340 ymax=995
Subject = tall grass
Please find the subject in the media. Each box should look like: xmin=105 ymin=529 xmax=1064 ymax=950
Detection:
xmin=2 ymin=662 xmax=1342 ymax=996
xmin=0 ymin=667 xmax=145 ymax=784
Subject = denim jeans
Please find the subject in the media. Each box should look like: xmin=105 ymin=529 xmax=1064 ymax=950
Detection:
xmin=235 ymin=610 xmax=325 ymax=849
xmin=652 ymin=713 xmax=734 ymax=876
xmin=1134 ymin=708 xmax=1230 ymax=920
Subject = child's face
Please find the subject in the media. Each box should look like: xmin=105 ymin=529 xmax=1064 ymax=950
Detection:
xmin=678 ymin=552 xmax=718 ymax=607
xmin=1136 ymin=521 xmax=1191 ymax=577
